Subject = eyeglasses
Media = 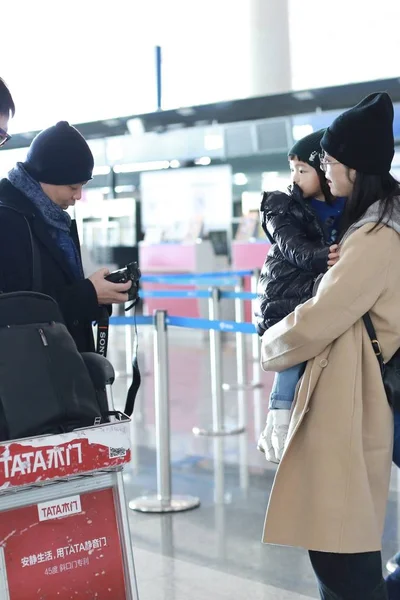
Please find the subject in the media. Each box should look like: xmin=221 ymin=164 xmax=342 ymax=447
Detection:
xmin=0 ymin=127 xmax=11 ymax=148
xmin=319 ymin=152 xmax=340 ymax=173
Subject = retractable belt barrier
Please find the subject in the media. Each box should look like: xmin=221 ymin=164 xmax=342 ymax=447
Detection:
xmin=109 ymin=272 xmax=263 ymax=516
xmin=112 ymin=284 xmax=262 ymax=396
xmin=140 ymin=276 xmax=240 ymax=286
xmin=110 ymin=314 xmax=256 ymax=333
xmin=141 ymin=269 xmax=253 ymax=283
xmin=139 ymin=268 xmax=262 ymax=388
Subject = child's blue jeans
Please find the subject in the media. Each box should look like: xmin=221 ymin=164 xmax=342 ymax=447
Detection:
xmin=269 ymin=363 xmax=306 ymax=410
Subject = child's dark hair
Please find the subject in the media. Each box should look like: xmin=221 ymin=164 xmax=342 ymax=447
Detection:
xmin=288 ymin=154 xmax=334 ymax=204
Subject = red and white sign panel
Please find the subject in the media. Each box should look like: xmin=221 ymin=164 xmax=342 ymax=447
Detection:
xmin=0 ymin=422 xmax=131 ymax=491
xmin=0 ymin=488 xmax=127 ymax=599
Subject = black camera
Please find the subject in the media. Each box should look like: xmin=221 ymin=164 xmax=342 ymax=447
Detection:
xmin=105 ymin=262 xmax=141 ymax=302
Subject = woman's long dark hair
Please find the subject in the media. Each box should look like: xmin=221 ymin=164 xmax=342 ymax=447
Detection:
xmin=339 ymin=171 xmax=400 ymax=239
xmin=317 ymin=168 xmax=335 ymax=205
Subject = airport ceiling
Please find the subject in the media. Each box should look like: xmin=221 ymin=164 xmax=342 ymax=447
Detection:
xmin=7 ymin=77 xmax=400 ymax=150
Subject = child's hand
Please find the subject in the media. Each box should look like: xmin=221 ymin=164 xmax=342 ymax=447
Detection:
xmin=328 ymin=244 xmax=340 ymax=268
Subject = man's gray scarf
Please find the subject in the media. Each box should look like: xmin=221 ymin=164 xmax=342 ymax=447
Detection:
xmin=8 ymin=163 xmax=83 ymax=279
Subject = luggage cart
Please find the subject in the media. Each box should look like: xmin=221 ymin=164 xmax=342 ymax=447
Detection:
xmin=0 ymin=416 xmax=139 ymax=600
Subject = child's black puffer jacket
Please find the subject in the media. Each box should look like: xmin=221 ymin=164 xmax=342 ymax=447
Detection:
xmin=255 ymin=185 xmax=330 ymax=335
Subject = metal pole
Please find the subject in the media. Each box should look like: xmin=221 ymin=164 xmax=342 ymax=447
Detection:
xmin=251 ymin=269 xmax=261 ymax=363
xmin=223 ymin=275 xmax=262 ymax=391
xmin=235 ymin=279 xmax=246 ymax=388
xmin=210 ymin=287 xmax=224 ymax=431
xmin=193 ymin=289 xmax=244 ymax=437
xmin=124 ymin=301 xmax=133 ymax=377
xmin=130 ymin=310 xmax=200 ymax=513
xmin=154 ymin=309 xmax=171 ymax=504
xmin=213 ymin=437 xmax=227 ymax=560
xmin=115 ymin=472 xmax=140 ymax=600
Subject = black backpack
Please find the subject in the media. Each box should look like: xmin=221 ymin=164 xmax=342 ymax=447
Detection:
xmin=0 ymin=291 xmax=109 ymax=441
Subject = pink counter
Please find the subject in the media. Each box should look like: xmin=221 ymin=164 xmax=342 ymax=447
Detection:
xmin=139 ymin=240 xmax=270 ymax=320
xmin=139 ymin=241 xmax=221 ymax=318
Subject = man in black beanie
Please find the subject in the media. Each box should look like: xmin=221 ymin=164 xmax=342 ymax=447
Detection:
xmin=0 ymin=121 xmax=131 ymax=352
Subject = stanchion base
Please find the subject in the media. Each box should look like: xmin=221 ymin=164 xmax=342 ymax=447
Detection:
xmin=192 ymin=425 xmax=245 ymax=437
xmin=128 ymin=495 xmax=200 ymax=513
xmin=222 ymin=382 xmax=263 ymax=391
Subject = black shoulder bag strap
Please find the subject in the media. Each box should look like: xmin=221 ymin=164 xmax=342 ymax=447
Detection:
xmin=25 ymin=215 xmax=42 ymax=292
xmin=0 ymin=204 xmax=42 ymax=292
xmin=362 ymin=313 xmax=385 ymax=374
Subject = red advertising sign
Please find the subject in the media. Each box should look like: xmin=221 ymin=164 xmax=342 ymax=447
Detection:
xmin=0 ymin=421 xmax=131 ymax=491
xmin=0 ymin=488 xmax=127 ymax=599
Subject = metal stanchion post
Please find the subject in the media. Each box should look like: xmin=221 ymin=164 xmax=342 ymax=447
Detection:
xmin=114 ymin=302 xmax=133 ymax=379
xmin=213 ymin=437 xmax=227 ymax=560
xmin=223 ymin=276 xmax=262 ymax=391
xmin=251 ymin=269 xmax=261 ymax=363
xmin=129 ymin=310 xmax=200 ymax=513
xmin=251 ymin=269 xmax=263 ymax=392
xmin=193 ymin=288 xmax=245 ymax=437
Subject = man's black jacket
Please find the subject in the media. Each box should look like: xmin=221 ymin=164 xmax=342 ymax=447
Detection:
xmin=0 ymin=178 xmax=103 ymax=351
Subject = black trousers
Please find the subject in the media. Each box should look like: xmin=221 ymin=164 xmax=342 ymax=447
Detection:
xmin=309 ymin=551 xmax=388 ymax=600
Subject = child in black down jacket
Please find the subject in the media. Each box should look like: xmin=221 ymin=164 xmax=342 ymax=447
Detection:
xmin=255 ymin=129 xmax=345 ymax=463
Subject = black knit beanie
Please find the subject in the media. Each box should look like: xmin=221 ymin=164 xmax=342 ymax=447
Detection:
xmin=288 ymin=129 xmax=325 ymax=171
xmin=24 ymin=121 xmax=94 ymax=185
xmin=321 ymin=92 xmax=394 ymax=175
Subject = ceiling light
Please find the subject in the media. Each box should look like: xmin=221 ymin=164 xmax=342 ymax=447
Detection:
xmin=233 ymin=173 xmax=248 ymax=186
xmin=204 ymin=133 xmax=224 ymax=151
xmin=103 ymin=119 xmax=120 ymax=127
xmin=115 ymin=185 xmax=136 ymax=193
xmin=194 ymin=157 xmax=211 ymax=166
xmin=93 ymin=165 xmax=111 ymax=176
xmin=292 ymin=124 xmax=314 ymax=141
xmin=127 ymin=118 xmax=145 ymax=136
xmin=292 ymin=91 xmax=315 ymax=101
xmin=169 ymin=160 xmax=181 ymax=168
xmin=176 ymin=107 xmax=196 ymax=117
xmin=113 ymin=161 xmax=170 ymax=173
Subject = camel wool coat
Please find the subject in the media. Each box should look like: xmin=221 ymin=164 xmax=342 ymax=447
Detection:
xmin=261 ymin=219 xmax=400 ymax=553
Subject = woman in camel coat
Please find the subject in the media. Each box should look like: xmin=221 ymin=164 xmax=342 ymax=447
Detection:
xmin=261 ymin=92 xmax=400 ymax=599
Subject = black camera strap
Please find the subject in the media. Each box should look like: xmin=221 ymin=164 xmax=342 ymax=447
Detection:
xmin=95 ymin=303 xmax=140 ymax=417
xmin=124 ymin=304 xmax=141 ymax=416
xmin=96 ymin=307 xmax=110 ymax=357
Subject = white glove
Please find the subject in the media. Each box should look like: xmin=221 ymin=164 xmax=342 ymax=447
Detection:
xmin=257 ymin=409 xmax=291 ymax=463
